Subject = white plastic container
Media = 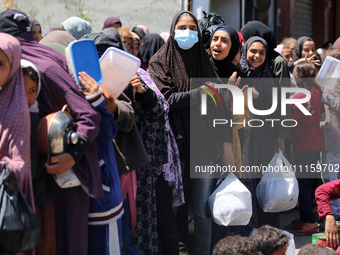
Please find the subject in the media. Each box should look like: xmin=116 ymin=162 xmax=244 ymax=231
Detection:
xmin=65 ymin=40 xmax=103 ymax=88
xmin=99 ymin=47 xmax=141 ymax=98
xmin=316 ymin=56 xmax=340 ymax=90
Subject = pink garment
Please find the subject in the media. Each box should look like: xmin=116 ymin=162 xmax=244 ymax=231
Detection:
xmin=237 ymin=32 xmax=242 ymax=44
xmin=275 ymin=44 xmax=284 ymax=55
xmin=0 ymin=33 xmax=33 ymax=209
xmin=119 ymin=171 xmax=137 ymax=230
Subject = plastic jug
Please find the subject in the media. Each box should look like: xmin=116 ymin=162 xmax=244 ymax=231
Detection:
xmin=99 ymin=47 xmax=141 ymax=98
xmin=316 ymin=56 xmax=340 ymax=90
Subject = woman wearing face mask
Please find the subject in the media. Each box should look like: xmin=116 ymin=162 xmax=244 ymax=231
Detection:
xmin=149 ymin=11 xmax=235 ymax=255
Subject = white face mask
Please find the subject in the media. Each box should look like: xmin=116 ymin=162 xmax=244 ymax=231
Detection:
xmin=174 ymin=29 xmax=199 ymax=50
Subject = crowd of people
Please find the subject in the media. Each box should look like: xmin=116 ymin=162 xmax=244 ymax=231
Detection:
xmin=1 ymin=6 xmax=340 ymax=255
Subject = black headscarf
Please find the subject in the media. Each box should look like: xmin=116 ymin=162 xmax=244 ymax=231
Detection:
xmin=139 ymin=33 xmax=165 ymax=67
xmin=209 ymin=25 xmax=244 ymax=79
xmin=81 ymin=27 xmax=126 ymax=57
xmin=241 ymin=21 xmax=277 ymax=61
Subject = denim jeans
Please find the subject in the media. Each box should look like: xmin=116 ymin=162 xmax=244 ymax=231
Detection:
xmin=191 ymin=177 xmax=217 ymax=255
xmin=323 ymin=150 xmax=340 ymax=220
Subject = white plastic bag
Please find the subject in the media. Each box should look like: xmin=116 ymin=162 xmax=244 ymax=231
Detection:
xmin=208 ymin=172 xmax=252 ymax=226
xmin=282 ymin=230 xmax=295 ymax=255
xmin=256 ymin=150 xmax=299 ymax=212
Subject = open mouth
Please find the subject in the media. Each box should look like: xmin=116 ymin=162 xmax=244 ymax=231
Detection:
xmin=213 ymin=49 xmax=222 ymax=55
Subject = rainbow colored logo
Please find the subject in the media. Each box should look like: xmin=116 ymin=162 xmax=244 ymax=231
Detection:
xmin=199 ymin=84 xmax=223 ymax=106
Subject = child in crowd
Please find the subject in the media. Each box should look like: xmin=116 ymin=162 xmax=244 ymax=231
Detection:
xmin=275 ymin=44 xmax=293 ymax=64
xmin=213 ymin=235 xmax=256 ymax=255
xmin=117 ymin=27 xmax=133 ymax=52
xmin=281 ymin=37 xmax=297 ymax=51
xmin=250 ymin=225 xmax=290 ymax=255
xmin=298 ymin=243 xmax=337 ymax=255
xmin=290 ymin=61 xmax=325 ymax=235
xmin=78 ymin=71 xmax=123 ymax=255
xmin=22 ymin=59 xmax=56 ymax=255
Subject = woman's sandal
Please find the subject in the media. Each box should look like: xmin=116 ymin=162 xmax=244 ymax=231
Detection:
xmin=179 ymin=242 xmax=186 ymax=251
xmin=293 ymin=223 xmax=319 ymax=236
xmin=286 ymin=219 xmax=303 ymax=230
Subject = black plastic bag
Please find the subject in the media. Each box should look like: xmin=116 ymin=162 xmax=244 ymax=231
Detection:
xmin=0 ymin=164 xmax=40 ymax=253
xmin=198 ymin=11 xmax=226 ymax=49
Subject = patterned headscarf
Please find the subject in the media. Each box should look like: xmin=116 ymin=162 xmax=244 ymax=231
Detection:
xmin=148 ymin=10 xmax=216 ymax=97
xmin=239 ymin=36 xmax=274 ymax=110
xmin=0 ymin=32 xmax=33 ymax=208
xmin=148 ymin=11 xmax=217 ymax=157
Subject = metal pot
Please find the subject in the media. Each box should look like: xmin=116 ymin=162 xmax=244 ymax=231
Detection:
xmin=37 ymin=105 xmax=79 ymax=157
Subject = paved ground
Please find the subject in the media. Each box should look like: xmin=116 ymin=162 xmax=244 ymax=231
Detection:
xmin=177 ymin=208 xmax=319 ymax=255
xmin=279 ymin=209 xmax=314 ymax=254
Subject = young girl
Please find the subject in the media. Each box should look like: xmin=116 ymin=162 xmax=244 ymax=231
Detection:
xmin=21 ymin=59 xmax=56 ymax=255
xmin=275 ymin=44 xmax=293 ymax=64
xmin=0 ymin=33 xmax=33 ymax=210
xmin=209 ymin=24 xmax=249 ymax=174
xmin=291 ymin=61 xmax=325 ymax=235
xmin=78 ymin=71 xmax=123 ymax=255
xmin=291 ymin=36 xmax=320 ymax=70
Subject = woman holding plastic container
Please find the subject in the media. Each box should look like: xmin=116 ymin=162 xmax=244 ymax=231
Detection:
xmin=0 ymin=9 xmax=102 ymax=255
xmin=148 ymin=11 xmax=235 ymax=255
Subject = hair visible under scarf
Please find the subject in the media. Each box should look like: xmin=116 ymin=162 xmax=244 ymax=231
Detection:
xmin=0 ymin=32 xmax=33 ymax=209
xmin=209 ymin=25 xmax=242 ymax=78
xmin=61 ymin=16 xmax=92 ymax=40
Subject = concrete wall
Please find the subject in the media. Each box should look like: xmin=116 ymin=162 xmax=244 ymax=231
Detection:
xmin=1 ymin=0 xmax=181 ymax=35
xmin=210 ymin=0 xmax=241 ymax=31
xmin=192 ymin=0 xmax=209 ymax=20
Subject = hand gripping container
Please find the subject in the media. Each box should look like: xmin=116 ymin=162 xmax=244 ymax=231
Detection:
xmin=65 ymin=39 xmax=103 ymax=87
xmin=316 ymin=56 xmax=340 ymax=90
xmin=99 ymin=47 xmax=141 ymax=98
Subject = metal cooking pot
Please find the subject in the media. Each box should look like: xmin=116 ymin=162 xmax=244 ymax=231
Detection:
xmin=37 ymin=105 xmax=79 ymax=157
